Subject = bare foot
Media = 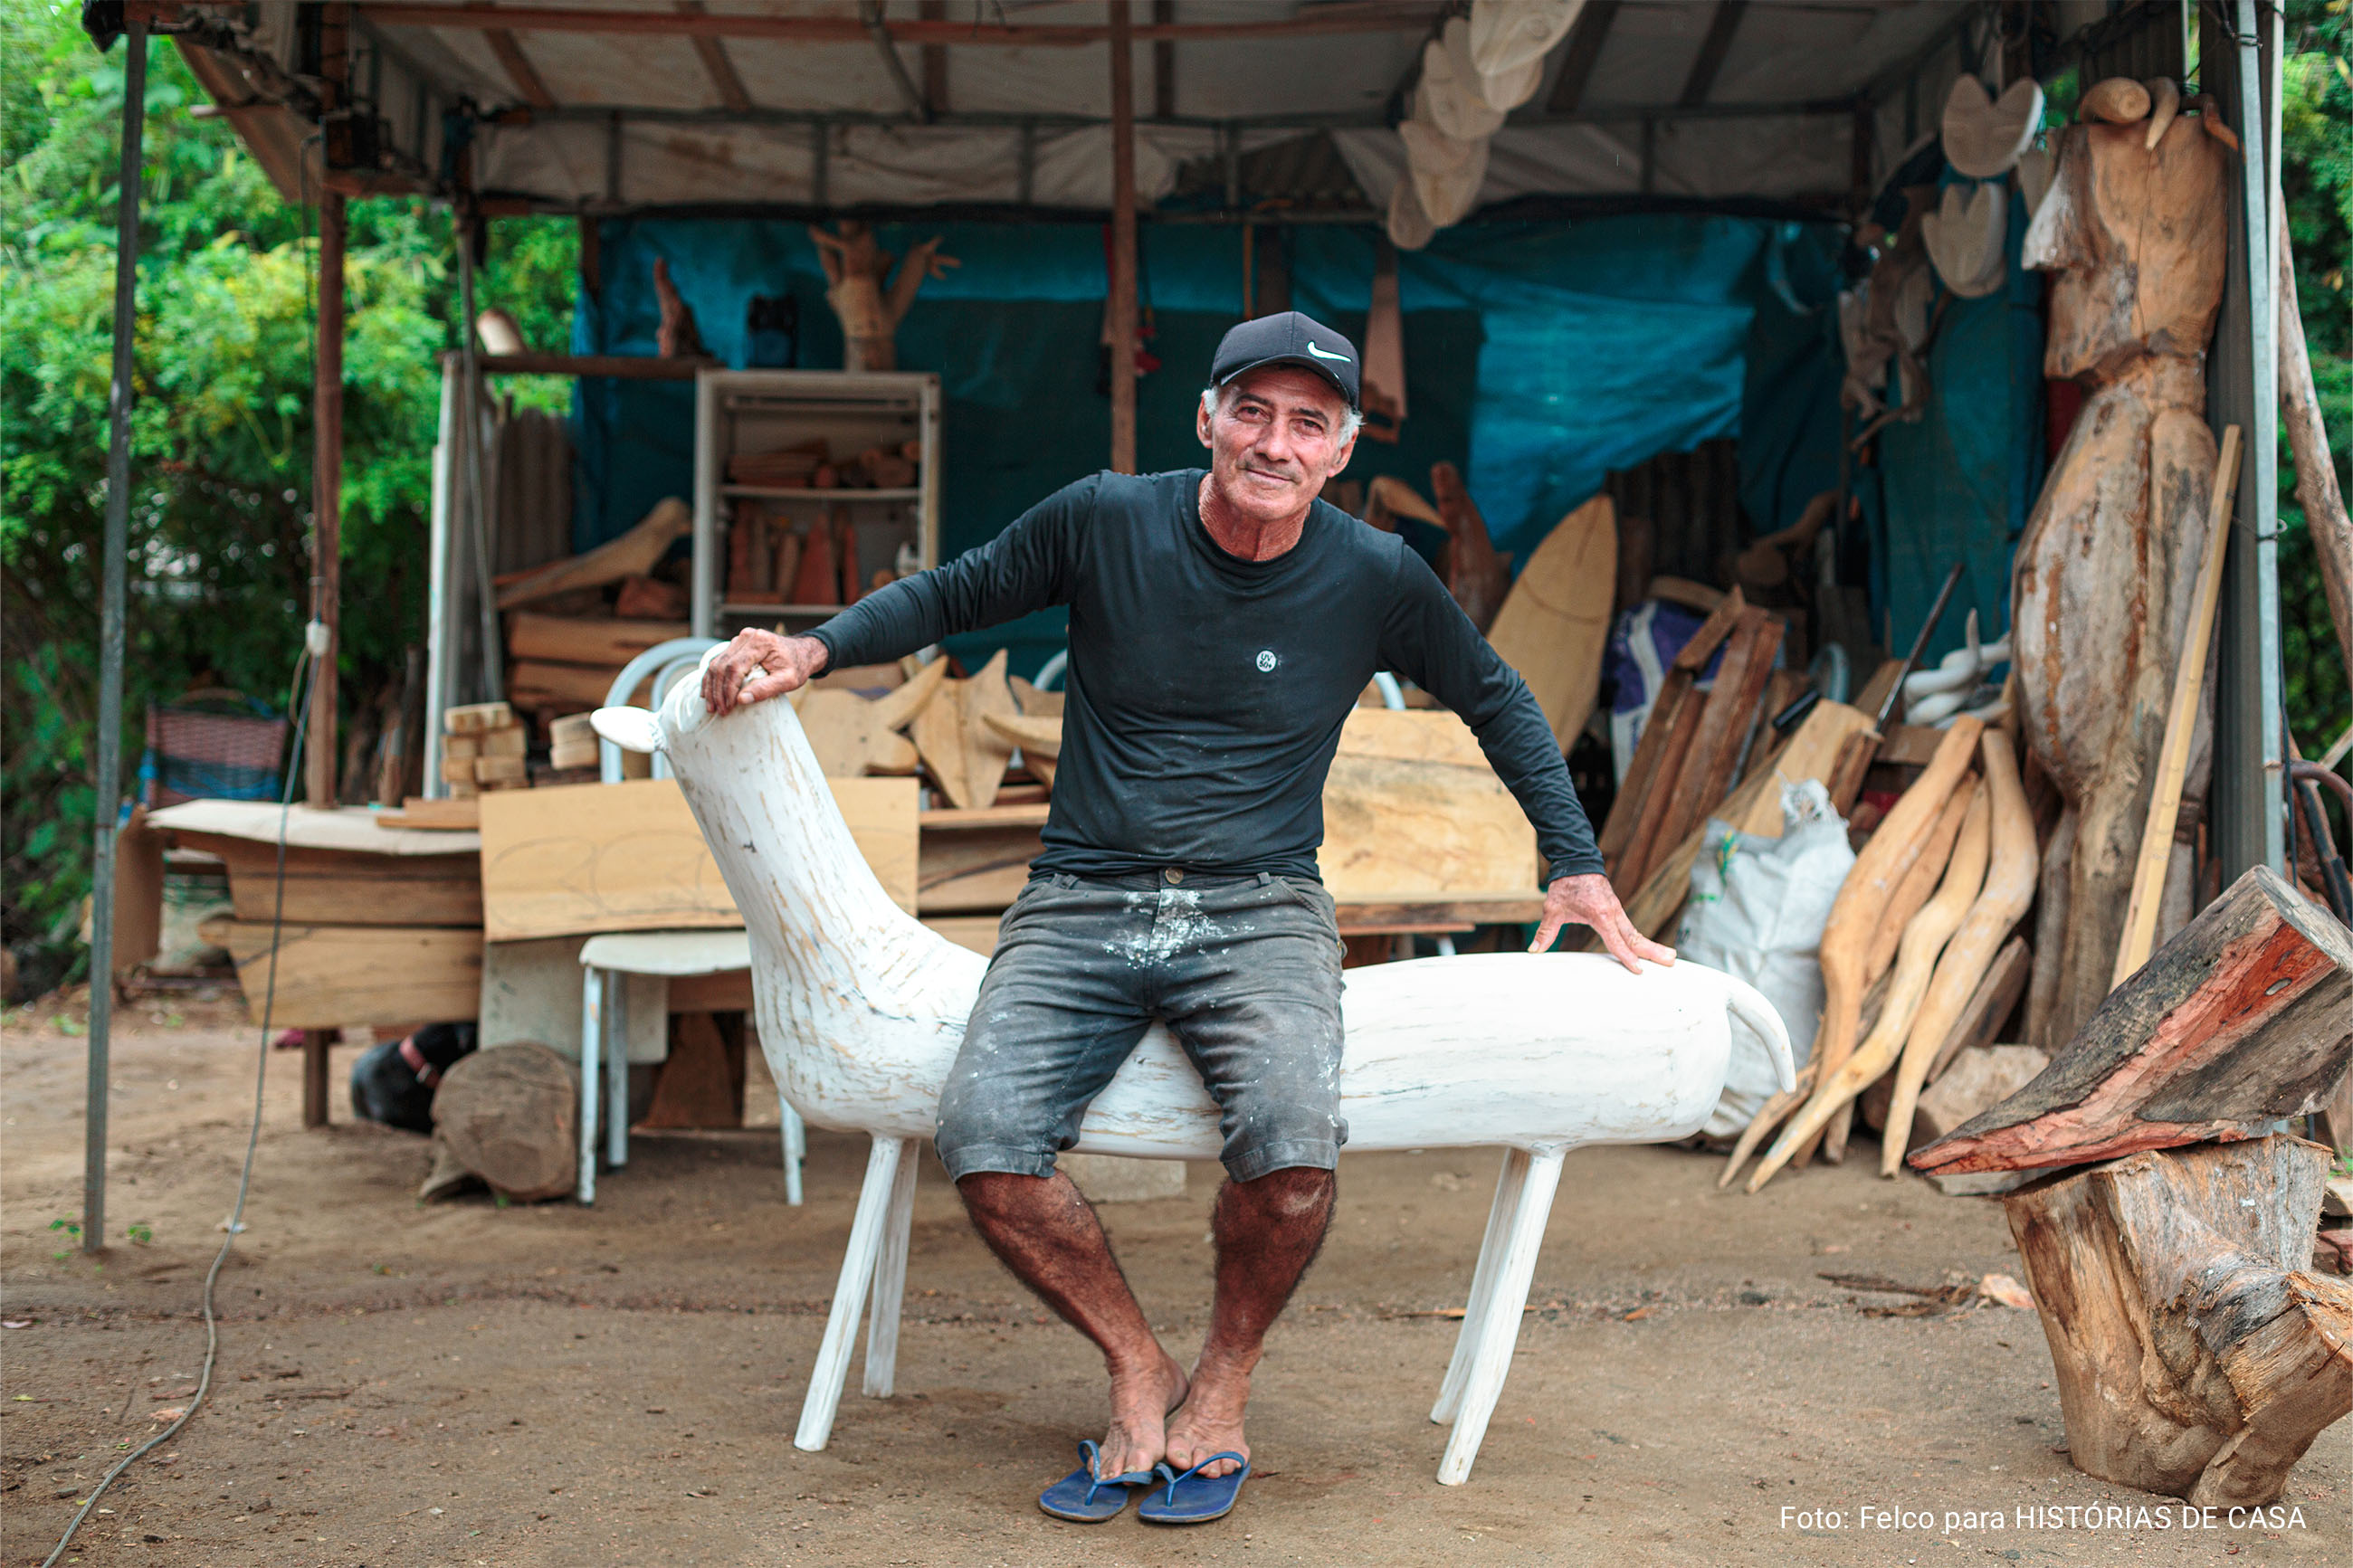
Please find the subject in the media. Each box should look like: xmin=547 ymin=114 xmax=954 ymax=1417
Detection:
xmin=1163 ymin=1359 xmax=1252 ymax=1478
xmin=1096 ymin=1347 xmax=1187 ymax=1479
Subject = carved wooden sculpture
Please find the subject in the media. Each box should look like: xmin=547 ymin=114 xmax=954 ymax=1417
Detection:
xmin=807 ymin=221 xmax=958 ymax=373
xmin=2014 ymin=100 xmax=2233 ymax=1051
xmin=591 ymin=652 xmax=1795 ymax=1486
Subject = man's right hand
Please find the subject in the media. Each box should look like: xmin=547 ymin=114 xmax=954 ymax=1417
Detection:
xmin=700 ymin=629 xmax=829 ymax=717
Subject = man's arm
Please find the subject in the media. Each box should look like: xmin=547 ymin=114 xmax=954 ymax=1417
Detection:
xmin=1377 ymin=546 xmax=1672 ymax=974
xmin=704 ymin=475 xmax=1096 ymax=715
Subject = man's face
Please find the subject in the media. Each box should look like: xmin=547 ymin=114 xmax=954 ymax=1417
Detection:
xmin=1196 ymin=365 xmax=1358 ymax=524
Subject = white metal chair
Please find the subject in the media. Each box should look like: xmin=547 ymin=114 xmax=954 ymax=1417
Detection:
xmin=574 ymin=639 xmax=808 ymax=1207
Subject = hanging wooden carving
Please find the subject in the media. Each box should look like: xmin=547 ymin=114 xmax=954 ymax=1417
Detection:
xmin=807 ymin=221 xmax=959 ymax=372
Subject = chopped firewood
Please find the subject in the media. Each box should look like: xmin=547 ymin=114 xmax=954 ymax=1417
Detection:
xmin=496 ymin=499 xmax=691 ymax=611
xmin=2002 ymin=1136 xmax=2353 ymax=1506
xmin=1912 ymin=866 xmax=2353 ymax=1177
xmin=1879 ymin=731 xmax=2041 ymax=1171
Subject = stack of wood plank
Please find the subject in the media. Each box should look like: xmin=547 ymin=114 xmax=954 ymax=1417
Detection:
xmin=504 ymin=613 xmax=691 ymax=717
xmin=440 ymin=702 xmax=531 ymax=797
xmin=145 ymin=799 xmax=484 ymax=1029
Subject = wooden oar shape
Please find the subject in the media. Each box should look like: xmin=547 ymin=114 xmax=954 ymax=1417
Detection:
xmin=1790 ymin=717 xmax=1983 ymax=1169
xmin=1826 ymin=771 xmax=1980 ymax=1161
xmin=1881 ymin=728 xmax=2039 ymax=1174
xmin=1747 ymin=782 xmax=1990 ymax=1193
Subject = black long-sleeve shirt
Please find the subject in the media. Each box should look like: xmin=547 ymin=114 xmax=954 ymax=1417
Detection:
xmin=808 ymin=470 xmax=1603 ymax=884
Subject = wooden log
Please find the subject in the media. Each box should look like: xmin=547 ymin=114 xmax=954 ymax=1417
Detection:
xmin=1881 ymin=729 xmax=2040 ymax=1172
xmin=1796 ymin=718 xmax=1984 ymax=1166
xmin=2278 ymin=217 xmax=2353 ymax=697
xmin=495 ymin=499 xmax=691 ymax=610
xmin=2001 ymin=1136 xmax=2353 ymax=1506
xmin=2112 ymin=426 xmax=2243 ymax=989
xmin=200 ymin=917 xmax=484 ymax=1028
xmin=1912 ymin=866 xmax=2353 ymax=1177
xmin=433 ymin=1042 xmax=578 ymax=1202
xmin=1748 ymin=781 xmax=1990 ymax=1192
xmin=507 ymin=613 xmax=691 ymax=668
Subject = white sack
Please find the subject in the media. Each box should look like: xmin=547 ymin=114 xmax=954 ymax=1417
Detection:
xmin=1678 ymin=779 xmax=1856 ymax=1139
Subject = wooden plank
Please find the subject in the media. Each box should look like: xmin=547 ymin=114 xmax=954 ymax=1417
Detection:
xmin=381 ymin=796 xmax=481 ymax=831
xmin=668 ymin=968 xmax=752 ymax=1012
xmin=1318 ymin=753 xmax=1537 ymax=901
xmin=922 ymin=915 xmax=1002 ymax=955
xmin=2112 ymin=426 xmax=2243 ymax=988
xmin=1596 ymin=670 xmax=1692 ymax=875
xmin=505 ymin=613 xmax=691 ymax=667
xmin=921 ymin=803 xmax=1052 ymax=831
xmin=479 ymin=776 xmax=919 ymax=941
xmin=1611 ymin=686 xmax=1704 ymax=896
xmin=150 ymin=798 xmax=481 ymax=854
xmin=676 ymin=0 xmax=751 ymax=112
xmin=1924 ymin=934 xmax=2033 ymax=1083
xmin=1484 ymin=494 xmax=1618 ymax=752
xmin=173 ymin=833 xmax=481 ymax=927
xmin=508 ymin=660 xmax=633 ymax=711
xmin=1648 ymin=610 xmax=1785 ymax=864
xmin=201 ymin=917 xmax=483 ymax=1029
xmin=1334 ymin=892 xmax=1548 ymax=928
xmin=1876 ymin=723 xmax=1948 ymax=768
xmin=486 ymin=27 xmax=557 ymax=108
xmin=478 ymin=354 xmax=700 ymax=380
xmin=919 ymin=823 xmax=1039 ymax=913
xmin=1337 ymin=707 xmax=1486 ymax=769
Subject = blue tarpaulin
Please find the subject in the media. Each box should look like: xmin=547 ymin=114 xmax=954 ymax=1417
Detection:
xmin=569 ymin=212 xmax=1852 ymax=673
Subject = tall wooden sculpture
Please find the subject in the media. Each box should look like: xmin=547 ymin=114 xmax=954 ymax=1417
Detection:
xmin=807 ymin=221 xmax=957 ymax=372
xmin=2012 ymin=88 xmax=2234 ymax=1050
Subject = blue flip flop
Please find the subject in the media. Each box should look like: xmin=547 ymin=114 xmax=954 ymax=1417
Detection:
xmin=1036 ymin=1440 xmax=1155 ymax=1523
xmin=1137 ymin=1453 xmax=1251 ymax=1525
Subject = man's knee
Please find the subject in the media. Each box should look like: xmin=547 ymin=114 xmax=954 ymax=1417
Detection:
xmin=1226 ymin=1164 xmax=1336 ymax=1222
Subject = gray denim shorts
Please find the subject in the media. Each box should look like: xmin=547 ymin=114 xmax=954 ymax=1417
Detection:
xmin=934 ymin=869 xmax=1347 ymax=1184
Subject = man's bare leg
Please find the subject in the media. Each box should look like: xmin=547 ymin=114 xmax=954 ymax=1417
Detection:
xmin=957 ymin=1170 xmax=1187 ymax=1478
xmin=1164 ymin=1166 xmax=1337 ymax=1478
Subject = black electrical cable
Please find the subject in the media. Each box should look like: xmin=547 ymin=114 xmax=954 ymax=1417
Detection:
xmin=43 ymin=649 xmax=316 ymax=1568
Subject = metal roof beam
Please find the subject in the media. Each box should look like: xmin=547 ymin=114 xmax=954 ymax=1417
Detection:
xmin=253 ymin=1 xmax=1444 ymax=48
xmin=677 ymin=1 xmax=751 ymax=114
xmin=1544 ymin=0 xmax=1619 ymax=116
xmin=1678 ymin=0 xmax=1747 ymax=108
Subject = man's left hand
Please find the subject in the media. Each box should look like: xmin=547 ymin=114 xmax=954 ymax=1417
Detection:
xmin=1528 ymin=872 xmax=1675 ymax=974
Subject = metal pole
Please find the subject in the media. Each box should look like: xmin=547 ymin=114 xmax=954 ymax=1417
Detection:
xmin=85 ymin=17 xmax=148 ymax=1255
xmin=455 ymin=226 xmax=505 ymax=698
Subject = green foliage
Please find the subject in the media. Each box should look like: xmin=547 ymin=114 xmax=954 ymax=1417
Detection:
xmin=1 ymin=4 xmax=575 ymax=974
xmin=2281 ymin=1 xmax=2352 ymax=766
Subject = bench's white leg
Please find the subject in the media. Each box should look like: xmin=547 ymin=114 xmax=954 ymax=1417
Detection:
xmin=577 ymin=969 xmax=604 ymax=1205
xmin=1436 ymin=1144 xmax=1564 ymax=1487
xmin=605 ymin=975 xmax=630 ymax=1168
xmin=1431 ymin=1147 xmax=1529 ymax=1424
xmin=795 ymin=1136 xmax=906 ymax=1452
xmin=862 ymin=1137 xmax=920 ymax=1398
xmin=780 ymin=1098 xmax=806 ymax=1207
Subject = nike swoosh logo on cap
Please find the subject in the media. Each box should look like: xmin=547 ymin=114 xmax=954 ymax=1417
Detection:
xmin=1304 ymin=342 xmax=1350 ymax=361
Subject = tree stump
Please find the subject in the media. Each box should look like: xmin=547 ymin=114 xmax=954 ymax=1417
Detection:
xmin=2002 ymin=1136 xmax=2353 ymax=1506
xmin=431 ymin=1042 xmax=578 ymax=1202
xmin=1912 ymin=866 xmax=2353 ymax=1177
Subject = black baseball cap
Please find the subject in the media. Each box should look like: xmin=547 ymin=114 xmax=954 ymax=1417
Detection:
xmin=1208 ymin=310 xmax=1360 ymax=411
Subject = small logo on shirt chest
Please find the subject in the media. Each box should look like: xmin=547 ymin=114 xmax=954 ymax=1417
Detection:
xmin=1254 ymin=650 xmax=1279 ymax=674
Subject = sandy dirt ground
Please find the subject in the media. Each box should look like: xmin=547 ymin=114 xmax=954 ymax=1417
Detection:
xmin=1 ymin=991 xmax=2343 ymax=1568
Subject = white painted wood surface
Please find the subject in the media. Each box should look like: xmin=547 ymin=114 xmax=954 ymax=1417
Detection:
xmin=595 ymin=655 xmax=1794 ymax=1483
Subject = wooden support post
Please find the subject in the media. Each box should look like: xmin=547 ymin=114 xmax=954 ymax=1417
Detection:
xmin=1151 ymin=0 xmax=1175 ymax=118
xmin=1107 ymin=0 xmax=1138 ymax=475
xmin=308 ymin=187 xmax=346 ymax=806
xmin=302 ymin=1028 xmax=332 ymax=1128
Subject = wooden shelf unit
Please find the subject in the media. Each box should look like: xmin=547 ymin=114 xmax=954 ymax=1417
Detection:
xmin=691 ymin=369 xmax=941 ymax=640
